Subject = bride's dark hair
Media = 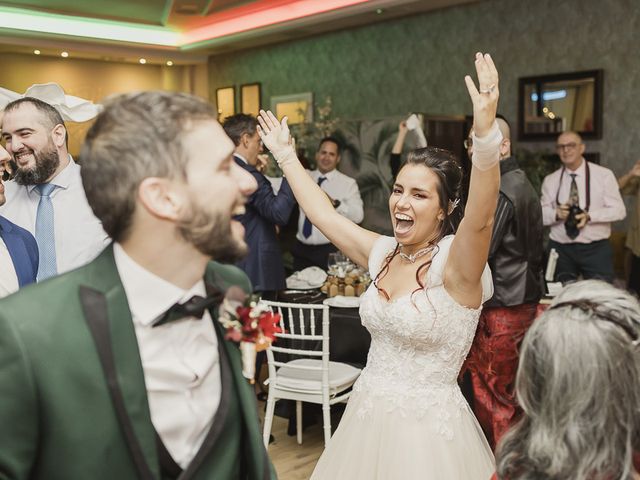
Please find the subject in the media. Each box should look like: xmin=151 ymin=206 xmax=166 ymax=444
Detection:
xmin=374 ymin=147 xmax=463 ymax=302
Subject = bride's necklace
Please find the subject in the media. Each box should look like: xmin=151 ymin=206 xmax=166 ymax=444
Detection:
xmin=398 ymin=244 xmax=434 ymax=263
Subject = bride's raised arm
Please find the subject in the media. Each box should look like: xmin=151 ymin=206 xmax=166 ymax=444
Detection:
xmin=256 ymin=110 xmax=379 ymax=268
xmin=444 ymin=52 xmax=502 ymax=308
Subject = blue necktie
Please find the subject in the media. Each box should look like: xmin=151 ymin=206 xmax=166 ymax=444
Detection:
xmin=35 ymin=183 xmax=58 ymax=281
xmin=302 ymin=176 xmax=327 ymax=238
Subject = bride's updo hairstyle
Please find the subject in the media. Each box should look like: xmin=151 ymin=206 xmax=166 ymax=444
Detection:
xmin=374 ymin=147 xmax=464 ymax=303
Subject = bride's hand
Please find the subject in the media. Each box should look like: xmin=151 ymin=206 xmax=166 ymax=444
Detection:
xmin=464 ymin=52 xmax=499 ymax=138
xmin=256 ymin=109 xmax=297 ymax=167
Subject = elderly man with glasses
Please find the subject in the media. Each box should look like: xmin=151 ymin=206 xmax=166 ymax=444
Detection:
xmin=540 ymin=131 xmax=625 ymax=283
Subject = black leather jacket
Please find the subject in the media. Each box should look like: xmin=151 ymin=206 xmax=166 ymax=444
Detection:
xmin=485 ymin=157 xmax=544 ymax=307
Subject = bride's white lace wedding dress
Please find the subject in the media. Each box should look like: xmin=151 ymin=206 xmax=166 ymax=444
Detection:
xmin=311 ymin=235 xmax=495 ymax=479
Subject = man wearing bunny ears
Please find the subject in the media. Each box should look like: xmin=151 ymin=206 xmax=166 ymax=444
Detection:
xmin=0 ymin=96 xmax=109 ymax=280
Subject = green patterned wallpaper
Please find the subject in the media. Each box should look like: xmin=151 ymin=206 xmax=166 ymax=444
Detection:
xmin=209 ymin=0 xmax=638 ymax=175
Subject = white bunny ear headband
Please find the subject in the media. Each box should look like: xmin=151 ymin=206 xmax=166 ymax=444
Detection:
xmin=0 ymin=83 xmax=102 ymax=122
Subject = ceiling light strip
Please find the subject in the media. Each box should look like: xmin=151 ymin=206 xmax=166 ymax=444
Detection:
xmin=0 ymin=6 xmax=179 ymax=46
xmin=179 ymin=0 xmax=371 ymax=46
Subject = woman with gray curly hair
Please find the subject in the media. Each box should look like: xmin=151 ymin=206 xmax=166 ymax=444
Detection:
xmin=493 ymin=279 xmax=640 ymax=480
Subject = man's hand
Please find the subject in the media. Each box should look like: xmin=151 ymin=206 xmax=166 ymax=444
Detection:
xmin=575 ymin=212 xmax=590 ymax=229
xmin=556 ymin=204 xmax=570 ymax=221
xmin=256 ymin=154 xmax=269 ymax=173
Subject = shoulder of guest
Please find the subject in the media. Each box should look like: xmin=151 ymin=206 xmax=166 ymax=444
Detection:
xmin=587 ymin=160 xmax=616 ymax=177
xmin=206 ymin=261 xmax=252 ymax=295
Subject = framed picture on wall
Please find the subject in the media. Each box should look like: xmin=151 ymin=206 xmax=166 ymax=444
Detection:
xmin=216 ymin=86 xmax=235 ymax=122
xmin=240 ymin=83 xmax=261 ymax=116
xmin=270 ymin=92 xmax=313 ymax=124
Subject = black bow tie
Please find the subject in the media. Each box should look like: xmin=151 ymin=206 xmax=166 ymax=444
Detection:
xmin=152 ymin=288 xmax=224 ymax=328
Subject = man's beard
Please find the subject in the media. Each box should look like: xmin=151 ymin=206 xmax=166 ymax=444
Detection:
xmin=176 ymin=198 xmax=247 ymax=263
xmin=13 ymin=142 xmax=60 ymax=185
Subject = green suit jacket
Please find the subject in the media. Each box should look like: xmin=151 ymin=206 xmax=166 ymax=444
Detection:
xmin=0 ymin=245 xmax=276 ymax=480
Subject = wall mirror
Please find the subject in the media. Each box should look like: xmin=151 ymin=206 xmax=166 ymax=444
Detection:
xmin=518 ymin=69 xmax=603 ymax=140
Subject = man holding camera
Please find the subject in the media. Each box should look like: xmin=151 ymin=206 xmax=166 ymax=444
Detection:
xmin=541 ymin=131 xmax=625 ymax=283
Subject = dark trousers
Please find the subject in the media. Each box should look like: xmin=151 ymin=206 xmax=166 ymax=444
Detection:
xmin=549 ymin=239 xmax=614 ymax=283
xmin=628 ymin=254 xmax=640 ymax=297
xmin=291 ymin=240 xmax=337 ymax=271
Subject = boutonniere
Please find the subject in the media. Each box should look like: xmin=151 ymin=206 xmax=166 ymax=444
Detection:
xmin=218 ymin=287 xmax=283 ymax=382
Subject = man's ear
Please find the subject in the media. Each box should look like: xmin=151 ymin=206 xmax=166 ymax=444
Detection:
xmin=51 ymin=124 xmax=67 ymax=149
xmin=500 ymin=139 xmax=511 ymax=157
xmin=241 ymin=132 xmax=251 ymax=149
xmin=137 ymin=177 xmax=183 ymax=221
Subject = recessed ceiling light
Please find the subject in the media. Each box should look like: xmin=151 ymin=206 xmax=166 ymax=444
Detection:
xmin=166 ymin=60 xmax=173 ymax=66
xmin=60 ymin=51 xmax=69 ymax=57
xmin=139 ymin=58 xmax=146 ymax=64
xmin=33 ymin=49 xmax=41 ymax=55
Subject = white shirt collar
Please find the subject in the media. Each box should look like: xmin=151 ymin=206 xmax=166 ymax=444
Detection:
xmin=113 ymin=243 xmax=207 ymax=327
xmin=27 ymin=154 xmax=76 ymax=194
xmin=315 ymin=168 xmax=337 ymax=180
xmin=565 ymin=157 xmax=586 ymax=176
xmin=234 ymin=152 xmax=248 ymax=164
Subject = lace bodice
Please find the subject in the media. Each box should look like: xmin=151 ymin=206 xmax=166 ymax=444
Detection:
xmin=353 ymin=235 xmax=493 ymax=438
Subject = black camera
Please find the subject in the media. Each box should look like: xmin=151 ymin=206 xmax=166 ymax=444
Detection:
xmin=564 ymin=204 xmax=584 ymax=239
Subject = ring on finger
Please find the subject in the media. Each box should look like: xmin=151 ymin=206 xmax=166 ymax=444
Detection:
xmin=479 ymin=84 xmax=496 ymax=94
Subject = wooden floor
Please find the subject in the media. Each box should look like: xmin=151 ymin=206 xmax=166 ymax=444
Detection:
xmin=258 ymin=400 xmax=325 ymax=480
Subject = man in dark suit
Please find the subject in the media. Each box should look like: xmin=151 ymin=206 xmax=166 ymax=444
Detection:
xmin=0 ymin=147 xmax=38 ymax=296
xmin=222 ymin=114 xmax=296 ymax=298
xmin=0 ymin=92 xmax=276 ymax=479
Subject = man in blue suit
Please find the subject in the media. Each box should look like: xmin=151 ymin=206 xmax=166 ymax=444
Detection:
xmin=0 ymin=146 xmax=38 ymax=297
xmin=223 ymin=114 xmax=296 ymax=298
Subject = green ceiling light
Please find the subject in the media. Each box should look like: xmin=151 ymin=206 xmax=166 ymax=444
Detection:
xmin=0 ymin=6 xmax=179 ymax=47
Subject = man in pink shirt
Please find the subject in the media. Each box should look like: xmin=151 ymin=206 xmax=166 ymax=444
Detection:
xmin=541 ymin=131 xmax=626 ymax=283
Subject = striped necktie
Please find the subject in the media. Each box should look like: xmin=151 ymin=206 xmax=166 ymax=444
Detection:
xmin=35 ymin=183 xmax=58 ymax=281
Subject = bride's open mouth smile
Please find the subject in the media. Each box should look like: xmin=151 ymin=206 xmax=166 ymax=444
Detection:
xmin=394 ymin=212 xmax=415 ymax=235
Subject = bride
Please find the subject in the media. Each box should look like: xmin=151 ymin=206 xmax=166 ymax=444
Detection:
xmin=258 ymin=52 xmax=500 ymax=479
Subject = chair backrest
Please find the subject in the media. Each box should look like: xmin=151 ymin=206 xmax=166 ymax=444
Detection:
xmin=261 ymin=299 xmax=330 ymax=385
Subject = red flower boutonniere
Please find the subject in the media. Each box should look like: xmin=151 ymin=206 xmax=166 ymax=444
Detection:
xmin=218 ymin=287 xmax=283 ymax=382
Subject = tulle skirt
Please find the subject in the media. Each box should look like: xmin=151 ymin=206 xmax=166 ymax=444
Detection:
xmin=310 ymin=391 xmax=495 ymax=480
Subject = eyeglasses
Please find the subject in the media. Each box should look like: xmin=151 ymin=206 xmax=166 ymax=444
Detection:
xmin=463 ymin=138 xmax=473 ymax=149
xmin=556 ymin=142 xmax=579 ymax=152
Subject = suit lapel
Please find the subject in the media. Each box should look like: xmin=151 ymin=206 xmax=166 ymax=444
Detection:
xmin=79 ymin=246 xmax=159 ymax=479
xmin=0 ymin=221 xmax=33 ymax=287
xmin=200 ymin=266 xmax=272 ymax=480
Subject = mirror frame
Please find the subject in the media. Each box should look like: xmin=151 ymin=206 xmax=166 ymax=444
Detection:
xmin=518 ymin=69 xmax=603 ymax=141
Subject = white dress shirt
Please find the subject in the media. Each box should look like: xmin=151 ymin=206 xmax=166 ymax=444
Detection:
xmin=0 ymin=236 xmax=19 ymax=298
xmin=297 ymin=168 xmax=364 ymax=245
xmin=113 ymin=244 xmax=221 ymax=468
xmin=0 ymin=157 xmax=109 ymax=275
xmin=541 ymin=159 xmax=626 ymax=244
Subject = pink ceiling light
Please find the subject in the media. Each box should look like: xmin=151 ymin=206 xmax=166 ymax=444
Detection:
xmin=180 ymin=0 xmax=371 ymax=47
